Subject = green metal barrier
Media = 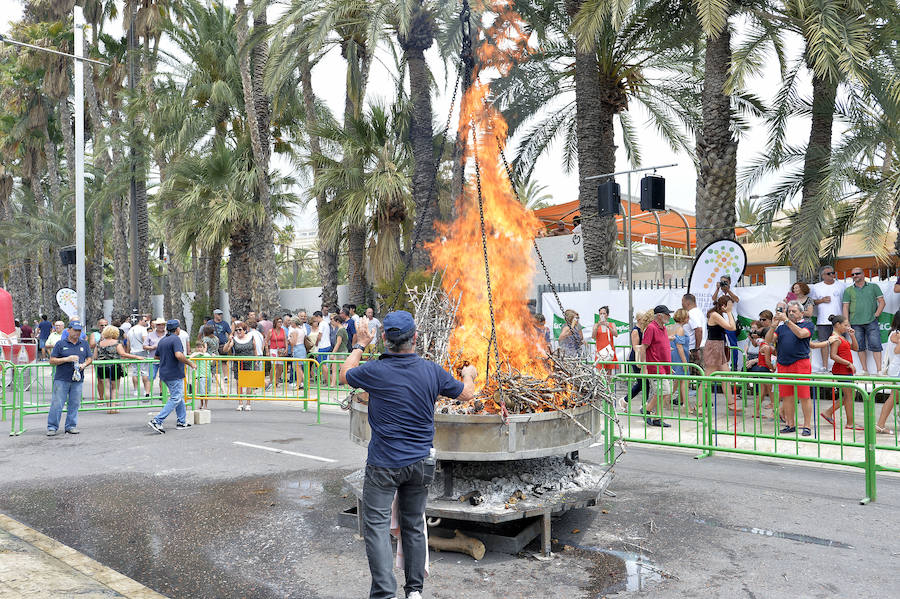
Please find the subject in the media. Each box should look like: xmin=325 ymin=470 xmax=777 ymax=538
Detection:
xmin=9 ymin=358 xmax=170 ymax=436
xmin=186 ymin=356 xmax=316 ymax=410
xmin=607 ymin=365 xmax=887 ymax=503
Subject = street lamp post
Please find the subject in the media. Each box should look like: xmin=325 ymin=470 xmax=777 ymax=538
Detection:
xmin=0 ymin=10 xmax=108 ymax=324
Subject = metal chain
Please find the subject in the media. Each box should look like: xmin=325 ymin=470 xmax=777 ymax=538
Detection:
xmin=388 ymin=64 xmax=463 ymax=311
xmin=495 ymin=139 xmax=566 ymax=316
xmin=471 ymin=122 xmax=504 ymax=405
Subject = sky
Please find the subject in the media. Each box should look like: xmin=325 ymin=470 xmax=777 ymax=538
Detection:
xmin=0 ymin=1 xmax=812 ymax=229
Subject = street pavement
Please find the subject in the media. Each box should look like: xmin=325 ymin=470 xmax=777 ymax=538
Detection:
xmin=0 ymin=401 xmax=898 ymax=598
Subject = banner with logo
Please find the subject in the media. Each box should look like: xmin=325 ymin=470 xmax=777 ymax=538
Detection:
xmin=688 ymin=239 xmax=747 ymax=318
xmin=56 ymin=288 xmax=79 ymax=320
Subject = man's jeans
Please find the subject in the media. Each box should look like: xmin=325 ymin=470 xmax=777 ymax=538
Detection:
xmin=153 ymin=379 xmax=186 ymax=426
xmin=47 ymin=379 xmax=83 ymax=431
xmin=362 ymin=460 xmax=430 ymax=599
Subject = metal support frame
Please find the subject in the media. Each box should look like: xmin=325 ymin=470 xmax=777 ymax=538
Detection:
xmin=586 ymin=164 xmax=678 ymax=328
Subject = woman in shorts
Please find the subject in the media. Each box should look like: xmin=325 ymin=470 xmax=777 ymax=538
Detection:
xmin=94 ymin=325 xmax=145 ymax=413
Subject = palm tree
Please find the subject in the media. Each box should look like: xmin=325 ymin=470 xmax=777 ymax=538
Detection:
xmin=515 ymin=179 xmax=554 ymax=210
xmin=737 ymin=0 xmax=894 ymax=278
xmin=510 ymin=0 xmax=702 ymax=275
xmin=311 ymin=104 xmax=414 ymax=287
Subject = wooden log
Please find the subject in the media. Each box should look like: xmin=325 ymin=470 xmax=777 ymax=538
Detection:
xmin=428 ymin=529 xmax=486 ymax=561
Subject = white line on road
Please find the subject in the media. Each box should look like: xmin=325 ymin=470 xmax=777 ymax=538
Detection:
xmin=232 ymin=441 xmax=337 ymax=463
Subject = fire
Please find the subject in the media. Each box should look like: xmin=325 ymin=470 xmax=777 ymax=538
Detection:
xmin=428 ymin=2 xmax=547 ymax=407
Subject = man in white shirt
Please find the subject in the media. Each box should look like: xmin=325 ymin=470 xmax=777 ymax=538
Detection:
xmin=127 ymin=314 xmax=151 ymax=396
xmin=811 ymin=265 xmax=845 ymax=371
xmin=682 ymin=293 xmax=706 ymax=367
xmin=360 ymin=307 xmax=382 ymax=353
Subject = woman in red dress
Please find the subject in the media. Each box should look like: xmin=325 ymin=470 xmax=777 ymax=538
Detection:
xmin=820 ymin=314 xmax=860 ymax=429
xmin=265 ymin=316 xmax=288 ymax=390
xmin=592 ymin=306 xmax=618 ymax=371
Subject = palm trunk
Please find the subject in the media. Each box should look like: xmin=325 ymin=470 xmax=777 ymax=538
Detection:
xmin=695 ymin=25 xmax=738 ymax=251
xmin=207 ymin=241 xmax=223 ymax=309
xmin=87 ymin=211 xmax=105 ymax=323
xmin=299 ymin=52 xmax=338 ymax=310
xmin=135 ymin=176 xmax=151 ymax=312
xmin=228 ymin=223 xmax=253 ymax=317
xmin=235 ymin=0 xmax=280 ymax=316
xmin=789 ymin=71 xmax=837 ymax=280
xmin=565 ymin=0 xmax=617 ymax=276
xmin=108 ymin=109 xmax=130 ymax=315
xmin=347 ymin=225 xmax=368 ymax=304
xmin=406 ymin=43 xmax=437 ymax=270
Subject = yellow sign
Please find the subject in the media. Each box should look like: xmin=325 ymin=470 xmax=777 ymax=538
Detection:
xmin=238 ymin=369 xmax=265 ymax=389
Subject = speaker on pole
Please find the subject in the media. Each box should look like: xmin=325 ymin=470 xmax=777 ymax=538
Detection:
xmin=640 ymin=175 xmax=665 ymax=211
xmin=59 ymin=247 xmax=76 ymax=266
xmin=597 ymin=181 xmax=621 ymax=217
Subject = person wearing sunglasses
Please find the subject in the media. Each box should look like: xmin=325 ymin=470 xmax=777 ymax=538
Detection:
xmin=811 ymin=265 xmax=846 ymax=372
xmin=842 ymin=268 xmax=885 ymax=375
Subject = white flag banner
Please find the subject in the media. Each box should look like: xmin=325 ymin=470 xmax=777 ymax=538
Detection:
xmin=56 ymin=288 xmax=79 ymax=320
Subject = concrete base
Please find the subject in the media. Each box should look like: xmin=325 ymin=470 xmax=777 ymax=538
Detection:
xmin=193 ymin=409 xmax=211 ymax=425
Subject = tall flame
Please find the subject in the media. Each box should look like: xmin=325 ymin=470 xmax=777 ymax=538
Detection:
xmin=428 ymin=2 xmax=545 ymax=388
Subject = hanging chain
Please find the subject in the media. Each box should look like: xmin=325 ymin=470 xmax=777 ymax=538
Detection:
xmin=495 ymin=139 xmax=566 ymax=317
xmin=471 ymin=123 xmax=504 ymax=413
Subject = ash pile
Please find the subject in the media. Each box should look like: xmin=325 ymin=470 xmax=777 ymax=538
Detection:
xmin=431 ymin=456 xmax=605 ymax=507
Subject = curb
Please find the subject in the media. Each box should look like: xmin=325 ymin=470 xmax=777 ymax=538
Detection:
xmin=0 ymin=513 xmax=167 ymax=599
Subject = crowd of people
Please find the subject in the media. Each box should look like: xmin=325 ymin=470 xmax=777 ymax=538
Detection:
xmin=22 ymin=303 xmax=386 ymax=435
xmin=545 ymin=267 xmax=900 ymax=435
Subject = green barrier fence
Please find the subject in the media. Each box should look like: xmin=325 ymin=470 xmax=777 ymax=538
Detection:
xmin=186 ymin=355 xmax=316 ymax=408
xmin=605 ymin=365 xmax=900 ymax=503
xmin=9 ymin=358 xmax=171 ymax=436
xmin=1 ymin=360 xmax=12 ymax=421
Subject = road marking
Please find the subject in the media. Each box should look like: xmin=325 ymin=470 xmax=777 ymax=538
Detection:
xmin=233 ymin=441 xmax=337 ymax=463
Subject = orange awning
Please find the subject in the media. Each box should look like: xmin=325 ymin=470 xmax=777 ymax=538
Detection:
xmin=533 ymin=200 xmax=749 ymax=251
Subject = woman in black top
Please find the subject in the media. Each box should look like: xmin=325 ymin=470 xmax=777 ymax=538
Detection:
xmin=705 ymin=296 xmax=737 ymax=414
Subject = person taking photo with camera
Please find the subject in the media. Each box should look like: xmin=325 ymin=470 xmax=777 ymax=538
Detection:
xmin=712 ymin=275 xmax=741 ymax=370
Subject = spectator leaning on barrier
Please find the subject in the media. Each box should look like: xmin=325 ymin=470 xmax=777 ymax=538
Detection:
xmin=145 ymin=318 xmax=167 ymax=394
xmin=641 ymin=305 xmax=673 ymax=427
xmin=339 ymin=311 xmax=477 ymax=599
xmin=767 ymin=300 xmax=815 ymax=436
xmin=46 ymin=321 xmax=93 ymax=436
xmin=811 ymin=265 xmax=845 ymax=372
xmin=843 ymin=268 xmax=885 ymax=375
xmin=127 ymin=314 xmax=152 ymax=398
xmin=148 ymin=320 xmax=196 ymax=434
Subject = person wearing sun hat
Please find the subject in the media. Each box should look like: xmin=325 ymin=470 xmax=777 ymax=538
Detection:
xmin=641 ymin=305 xmax=674 ymax=428
xmin=148 ymin=320 xmax=196 ymax=434
xmin=339 ymin=310 xmax=477 ymax=599
xmin=46 ymin=321 xmax=93 ymax=436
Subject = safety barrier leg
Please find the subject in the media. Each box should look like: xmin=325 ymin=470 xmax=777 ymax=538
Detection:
xmin=11 ymin=367 xmax=25 ymax=436
xmin=696 ymin=380 xmax=713 ymax=459
xmin=861 ymin=390 xmax=876 ymax=504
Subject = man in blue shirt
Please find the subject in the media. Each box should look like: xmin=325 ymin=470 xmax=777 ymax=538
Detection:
xmin=340 ymin=311 xmax=476 ymax=599
xmin=766 ymin=301 xmax=815 ymax=436
xmin=37 ymin=315 xmax=52 ymax=359
xmin=148 ymin=320 xmax=196 ymax=434
xmin=47 ymin=321 xmax=93 ymax=436
xmin=206 ymin=309 xmax=231 ymax=347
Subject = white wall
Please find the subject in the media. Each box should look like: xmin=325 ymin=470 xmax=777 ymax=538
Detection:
xmin=530 ymin=235 xmax=587 ymax=300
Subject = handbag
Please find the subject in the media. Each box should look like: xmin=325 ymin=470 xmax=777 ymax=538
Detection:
xmin=304 ymin=332 xmax=319 ymax=352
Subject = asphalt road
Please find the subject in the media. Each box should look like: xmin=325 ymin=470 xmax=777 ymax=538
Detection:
xmin=1 ymin=401 xmax=898 ymax=598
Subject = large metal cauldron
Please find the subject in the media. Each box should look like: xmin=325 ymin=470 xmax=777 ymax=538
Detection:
xmin=349 ymin=401 xmax=603 ymax=461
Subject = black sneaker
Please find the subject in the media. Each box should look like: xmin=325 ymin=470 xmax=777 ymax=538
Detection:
xmin=779 ymin=425 xmax=796 ymax=434
xmin=148 ymin=420 xmax=165 ymax=434
xmin=175 ymin=422 xmax=192 ymax=430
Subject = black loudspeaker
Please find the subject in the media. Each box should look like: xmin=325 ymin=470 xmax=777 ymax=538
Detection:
xmin=640 ymin=175 xmax=665 ymax=211
xmin=597 ymin=181 xmax=621 ymax=217
xmin=59 ymin=247 xmax=76 ymax=266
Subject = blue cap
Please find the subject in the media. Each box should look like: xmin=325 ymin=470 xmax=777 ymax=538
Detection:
xmin=68 ymin=320 xmax=84 ymax=331
xmin=166 ymin=319 xmax=180 ymax=331
xmin=382 ymin=310 xmax=416 ymax=339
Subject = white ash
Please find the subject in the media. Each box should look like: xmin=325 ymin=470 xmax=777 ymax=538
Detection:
xmin=431 ymin=457 xmax=603 ymax=504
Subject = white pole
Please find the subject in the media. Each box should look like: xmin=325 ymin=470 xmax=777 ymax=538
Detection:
xmin=74 ymin=7 xmax=85 ymax=323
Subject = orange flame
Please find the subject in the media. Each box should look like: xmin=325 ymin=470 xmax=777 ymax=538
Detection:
xmin=428 ymin=2 xmax=545 ymax=391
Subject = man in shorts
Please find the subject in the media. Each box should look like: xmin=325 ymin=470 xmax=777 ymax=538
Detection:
xmin=766 ymin=300 xmax=814 ymax=436
xmin=641 ymin=305 xmax=674 ymax=428
xmin=843 ymin=267 xmax=885 ymax=375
